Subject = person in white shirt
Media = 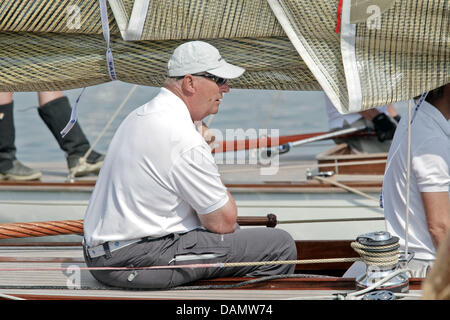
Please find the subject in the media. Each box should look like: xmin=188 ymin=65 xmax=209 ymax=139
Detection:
xmin=324 ymin=94 xmax=400 ymax=153
xmin=382 ymin=83 xmax=450 ymax=277
xmin=83 ymin=41 xmax=297 ymax=289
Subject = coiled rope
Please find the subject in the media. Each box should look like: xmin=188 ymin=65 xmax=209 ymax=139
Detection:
xmin=350 ymin=240 xmax=399 ymax=267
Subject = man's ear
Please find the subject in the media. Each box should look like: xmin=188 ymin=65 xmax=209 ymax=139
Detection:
xmin=181 ymin=75 xmax=196 ymax=94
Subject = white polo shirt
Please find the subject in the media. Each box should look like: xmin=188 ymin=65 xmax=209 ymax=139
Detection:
xmin=83 ymin=88 xmax=229 ymax=247
xmin=382 ymin=100 xmax=450 ymax=260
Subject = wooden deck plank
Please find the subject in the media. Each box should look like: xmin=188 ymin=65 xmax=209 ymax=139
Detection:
xmin=0 ymin=289 xmax=351 ymax=300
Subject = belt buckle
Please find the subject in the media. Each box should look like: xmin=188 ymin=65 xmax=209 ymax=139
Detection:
xmin=102 ymin=242 xmax=112 ymax=259
xmin=86 ymin=243 xmax=107 ymax=259
xmin=87 ymin=238 xmax=142 ymax=259
xmin=87 ymin=246 xmax=103 ymax=258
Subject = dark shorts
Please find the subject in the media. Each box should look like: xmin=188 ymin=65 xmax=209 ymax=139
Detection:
xmin=83 ymin=227 xmax=297 ymax=289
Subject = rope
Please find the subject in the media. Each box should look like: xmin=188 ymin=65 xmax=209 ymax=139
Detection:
xmin=350 ymin=241 xmax=399 ymax=267
xmin=220 ymin=257 xmax=359 ymax=268
xmin=345 ymin=269 xmax=407 ymax=299
xmin=313 ymin=176 xmax=379 ymax=203
xmin=220 ymin=158 xmax=385 ymax=203
xmin=0 ymin=257 xmax=360 ymax=272
xmin=261 ymin=91 xmax=281 ymax=128
xmin=219 ymin=158 xmax=387 ymax=174
xmin=0 ymin=220 xmax=83 ymax=239
xmin=405 ymin=99 xmax=412 ymax=262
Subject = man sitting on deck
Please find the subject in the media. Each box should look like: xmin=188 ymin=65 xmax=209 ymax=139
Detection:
xmin=82 ymin=41 xmax=297 ymax=289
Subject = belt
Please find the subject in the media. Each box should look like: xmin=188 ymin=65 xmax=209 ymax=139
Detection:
xmin=86 ymin=238 xmax=142 ymax=258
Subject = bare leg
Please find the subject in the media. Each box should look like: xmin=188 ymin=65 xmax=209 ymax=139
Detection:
xmin=38 ymin=91 xmax=63 ymax=106
xmin=0 ymin=92 xmax=13 ymax=105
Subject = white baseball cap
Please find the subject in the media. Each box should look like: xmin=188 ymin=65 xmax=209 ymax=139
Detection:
xmin=167 ymin=41 xmax=245 ymax=79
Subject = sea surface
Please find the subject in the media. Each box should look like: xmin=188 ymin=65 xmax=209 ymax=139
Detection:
xmin=11 ymin=81 xmax=410 ymax=164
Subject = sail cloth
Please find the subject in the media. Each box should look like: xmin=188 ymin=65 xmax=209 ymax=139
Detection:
xmin=0 ymin=0 xmax=448 ymax=113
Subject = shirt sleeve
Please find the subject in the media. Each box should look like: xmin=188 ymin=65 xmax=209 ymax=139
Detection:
xmin=412 ymin=138 xmax=450 ymax=193
xmin=169 ymin=144 xmax=229 ymax=214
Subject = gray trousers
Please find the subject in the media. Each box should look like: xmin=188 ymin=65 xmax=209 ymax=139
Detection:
xmin=83 ymin=227 xmax=297 ymax=289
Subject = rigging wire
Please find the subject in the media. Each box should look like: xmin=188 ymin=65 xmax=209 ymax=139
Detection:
xmin=404 ymin=99 xmax=412 ymax=265
xmin=68 ymin=85 xmax=138 ymax=180
xmin=261 ymin=91 xmax=281 ymax=129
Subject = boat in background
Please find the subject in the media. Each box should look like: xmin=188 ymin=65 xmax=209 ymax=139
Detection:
xmin=0 ymin=142 xmax=387 ymax=243
xmin=317 ymin=144 xmax=387 ymax=176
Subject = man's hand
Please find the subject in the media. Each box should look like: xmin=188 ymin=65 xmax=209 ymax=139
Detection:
xmin=196 ymin=121 xmax=216 ymax=146
xmin=372 ymin=113 xmax=397 ymax=142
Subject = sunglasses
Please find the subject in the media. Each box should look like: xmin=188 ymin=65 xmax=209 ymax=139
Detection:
xmin=176 ymin=73 xmax=227 ymax=86
xmin=193 ymin=73 xmax=227 ymax=86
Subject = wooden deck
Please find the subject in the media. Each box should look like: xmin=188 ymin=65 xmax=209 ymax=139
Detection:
xmin=0 ymin=244 xmax=345 ymax=300
xmin=0 ymin=243 xmax=423 ymax=300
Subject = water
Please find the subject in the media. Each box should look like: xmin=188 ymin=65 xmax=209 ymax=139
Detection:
xmin=11 ymin=81 xmax=409 ymax=164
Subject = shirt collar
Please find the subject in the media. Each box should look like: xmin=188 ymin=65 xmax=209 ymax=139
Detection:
xmin=419 ymin=100 xmax=450 ymax=138
xmin=157 ymin=87 xmax=194 ymax=124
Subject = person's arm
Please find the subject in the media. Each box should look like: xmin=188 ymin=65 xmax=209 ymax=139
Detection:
xmin=421 ymin=191 xmax=450 ymax=248
xmin=359 ymin=108 xmax=397 ymax=142
xmin=386 ymin=103 xmax=401 ymax=122
xmin=197 ymin=190 xmax=237 ymax=234
xmin=170 ymin=143 xmax=237 ymax=234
